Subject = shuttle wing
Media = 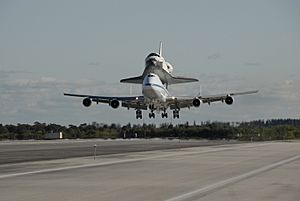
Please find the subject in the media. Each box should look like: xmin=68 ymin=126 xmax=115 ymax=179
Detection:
xmin=166 ymin=74 xmax=199 ymax=84
xmin=120 ymin=74 xmax=198 ymax=85
xmin=120 ymin=75 xmax=143 ymax=84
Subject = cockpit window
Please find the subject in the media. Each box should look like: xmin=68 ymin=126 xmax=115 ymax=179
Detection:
xmin=147 ymin=74 xmax=155 ymax=77
xmin=147 ymin=53 xmax=160 ymax=58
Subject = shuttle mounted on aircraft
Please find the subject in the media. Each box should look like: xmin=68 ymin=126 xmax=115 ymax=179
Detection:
xmin=120 ymin=42 xmax=199 ymax=87
xmin=64 ymin=43 xmax=258 ymax=119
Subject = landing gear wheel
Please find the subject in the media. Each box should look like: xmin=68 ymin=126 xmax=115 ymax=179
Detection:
xmin=173 ymin=110 xmax=180 ymax=119
xmin=149 ymin=112 xmax=155 ymax=119
xmin=136 ymin=110 xmax=142 ymax=119
xmin=161 ymin=112 xmax=168 ymax=118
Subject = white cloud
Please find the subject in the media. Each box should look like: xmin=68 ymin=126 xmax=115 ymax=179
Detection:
xmin=0 ymin=73 xmax=299 ymax=125
xmin=0 ymin=75 xmax=143 ymax=124
xmin=0 ymin=69 xmax=31 ymax=79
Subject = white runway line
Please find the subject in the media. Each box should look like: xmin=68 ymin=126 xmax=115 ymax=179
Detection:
xmin=165 ymin=154 xmax=300 ymax=201
xmin=0 ymin=143 xmax=269 ymax=179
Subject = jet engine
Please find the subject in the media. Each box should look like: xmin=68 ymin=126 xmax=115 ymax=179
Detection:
xmin=82 ymin=98 xmax=92 ymax=107
xmin=225 ymin=96 xmax=234 ymax=105
xmin=165 ymin=62 xmax=173 ymax=73
xmin=110 ymin=99 xmax=120 ymax=109
xmin=192 ymin=98 xmax=201 ymax=107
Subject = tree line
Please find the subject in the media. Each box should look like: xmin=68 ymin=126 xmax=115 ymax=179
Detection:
xmin=0 ymin=119 xmax=300 ymax=141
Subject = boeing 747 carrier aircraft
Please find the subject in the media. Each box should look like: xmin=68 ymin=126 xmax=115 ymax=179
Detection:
xmin=64 ymin=43 xmax=258 ymax=119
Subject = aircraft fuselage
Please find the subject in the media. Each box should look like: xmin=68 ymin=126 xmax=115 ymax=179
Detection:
xmin=142 ymin=73 xmax=169 ymax=104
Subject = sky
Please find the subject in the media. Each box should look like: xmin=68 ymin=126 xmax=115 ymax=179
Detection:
xmin=0 ymin=0 xmax=299 ymax=126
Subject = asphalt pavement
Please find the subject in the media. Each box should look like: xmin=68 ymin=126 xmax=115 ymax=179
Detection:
xmin=0 ymin=140 xmax=299 ymax=201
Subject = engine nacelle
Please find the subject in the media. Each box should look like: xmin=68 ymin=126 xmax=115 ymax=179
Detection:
xmin=225 ymin=96 xmax=234 ymax=105
xmin=82 ymin=98 xmax=92 ymax=107
xmin=165 ymin=62 xmax=173 ymax=73
xmin=192 ymin=98 xmax=201 ymax=107
xmin=110 ymin=99 xmax=120 ymax=109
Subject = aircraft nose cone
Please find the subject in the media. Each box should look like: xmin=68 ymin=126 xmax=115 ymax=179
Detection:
xmin=146 ymin=59 xmax=156 ymax=66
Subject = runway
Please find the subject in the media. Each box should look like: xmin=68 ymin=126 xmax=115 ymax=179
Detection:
xmin=0 ymin=139 xmax=238 ymax=164
xmin=0 ymin=140 xmax=299 ymax=201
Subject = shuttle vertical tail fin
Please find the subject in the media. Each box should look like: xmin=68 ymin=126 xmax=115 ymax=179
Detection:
xmin=159 ymin=41 xmax=163 ymax=57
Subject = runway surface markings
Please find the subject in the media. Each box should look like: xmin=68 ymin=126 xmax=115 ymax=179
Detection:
xmin=165 ymin=154 xmax=300 ymax=201
xmin=0 ymin=143 xmax=269 ymax=179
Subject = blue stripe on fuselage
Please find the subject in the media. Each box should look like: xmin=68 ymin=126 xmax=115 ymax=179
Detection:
xmin=144 ymin=83 xmax=169 ymax=94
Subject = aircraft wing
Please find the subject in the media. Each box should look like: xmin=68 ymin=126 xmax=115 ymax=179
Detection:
xmin=64 ymin=93 xmax=147 ymax=110
xmin=166 ymin=90 xmax=258 ymax=109
xmin=64 ymin=89 xmax=258 ymax=111
xmin=200 ymin=90 xmax=259 ymax=103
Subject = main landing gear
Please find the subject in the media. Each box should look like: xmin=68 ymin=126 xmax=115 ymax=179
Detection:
xmin=136 ymin=109 xmax=142 ymax=119
xmin=149 ymin=111 xmax=155 ymax=118
xmin=161 ymin=108 xmax=168 ymax=118
xmin=135 ymin=109 xmax=180 ymax=119
xmin=173 ymin=109 xmax=180 ymax=119
xmin=150 ymin=109 xmax=179 ymax=119
xmin=148 ymin=104 xmax=155 ymax=119
xmin=161 ymin=112 xmax=168 ymax=118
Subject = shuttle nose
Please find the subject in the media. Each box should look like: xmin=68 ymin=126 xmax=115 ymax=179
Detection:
xmin=146 ymin=58 xmax=157 ymax=66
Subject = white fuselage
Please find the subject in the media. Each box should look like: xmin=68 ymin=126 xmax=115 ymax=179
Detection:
xmin=142 ymin=73 xmax=169 ymax=104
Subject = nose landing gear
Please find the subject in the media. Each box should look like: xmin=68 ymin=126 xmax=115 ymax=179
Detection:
xmin=173 ymin=109 xmax=180 ymax=119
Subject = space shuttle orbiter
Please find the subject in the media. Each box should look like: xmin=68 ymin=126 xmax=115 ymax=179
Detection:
xmin=120 ymin=42 xmax=199 ymax=87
